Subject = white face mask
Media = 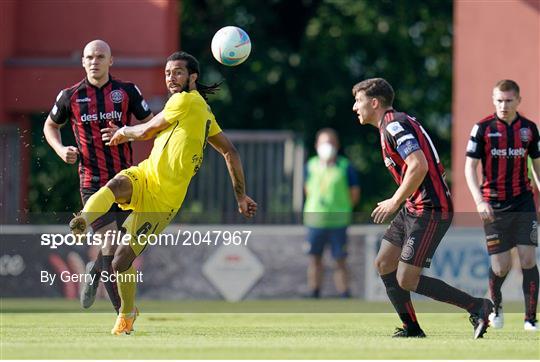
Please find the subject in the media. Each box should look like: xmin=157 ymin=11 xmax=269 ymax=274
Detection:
xmin=317 ymin=142 xmax=336 ymax=162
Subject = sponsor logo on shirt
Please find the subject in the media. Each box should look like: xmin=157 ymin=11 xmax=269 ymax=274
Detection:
xmin=490 ymin=147 xmax=526 ymax=157
xmin=81 ymin=110 xmax=123 ymax=122
xmin=76 ymin=97 xmax=91 ymax=103
xmin=487 ymin=132 xmax=502 ymax=137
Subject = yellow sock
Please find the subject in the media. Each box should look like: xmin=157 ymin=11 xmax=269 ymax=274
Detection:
xmin=117 ymin=265 xmax=137 ymax=315
xmin=82 ymin=186 xmax=116 ymax=225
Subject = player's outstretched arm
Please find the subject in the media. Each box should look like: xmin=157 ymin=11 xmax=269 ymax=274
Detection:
xmin=104 ymin=112 xmax=168 ymax=145
xmin=43 ymin=116 xmax=79 ymax=164
xmin=208 ymin=132 xmax=257 ymax=218
xmin=100 ymin=113 xmax=155 ymax=145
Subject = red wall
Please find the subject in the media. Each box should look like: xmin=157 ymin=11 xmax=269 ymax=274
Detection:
xmin=452 ymin=0 xmax=540 ymax=215
xmin=13 ymin=1 xmax=177 ymax=58
xmin=1 ymin=0 xmax=178 ymax=118
xmin=0 ymin=0 xmax=179 ymax=211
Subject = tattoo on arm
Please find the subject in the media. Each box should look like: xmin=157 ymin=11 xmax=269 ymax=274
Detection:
xmin=232 ymin=168 xmax=245 ymax=198
xmin=225 ymin=152 xmax=246 ymax=200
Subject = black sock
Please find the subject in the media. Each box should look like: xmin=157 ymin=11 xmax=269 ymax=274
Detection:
xmin=522 ymin=265 xmax=539 ymax=321
xmin=416 ymin=275 xmax=477 ymax=312
xmin=102 ymin=255 xmax=121 ymax=313
xmin=489 ymin=267 xmax=507 ymax=309
xmin=380 ymin=271 xmax=420 ymax=330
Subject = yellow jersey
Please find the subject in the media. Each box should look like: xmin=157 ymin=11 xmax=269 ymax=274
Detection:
xmin=138 ymin=90 xmax=222 ymax=208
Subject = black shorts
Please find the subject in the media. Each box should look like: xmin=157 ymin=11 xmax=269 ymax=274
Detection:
xmin=383 ymin=208 xmax=452 ymax=268
xmin=484 ymin=192 xmax=538 ymax=255
xmin=80 ymin=188 xmax=130 ymax=231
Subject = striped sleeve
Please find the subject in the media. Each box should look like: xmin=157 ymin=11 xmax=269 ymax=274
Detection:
xmin=465 ymin=123 xmax=483 ymax=159
xmin=384 ymin=120 xmax=421 ymax=160
xmin=528 ymin=122 xmax=540 ymax=159
xmin=49 ymin=89 xmax=71 ymax=125
xmin=125 ymin=83 xmax=152 ymax=120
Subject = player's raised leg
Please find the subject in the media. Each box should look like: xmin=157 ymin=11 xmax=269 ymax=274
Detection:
xmin=70 ymin=175 xmax=133 ymax=234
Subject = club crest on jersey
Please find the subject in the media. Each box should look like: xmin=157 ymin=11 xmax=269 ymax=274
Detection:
xmin=520 ymin=128 xmax=531 ymax=142
xmin=110 ymin=90 xmax=124 ymax=103
xmin=401 ymin=237 xmax=415 ymax=261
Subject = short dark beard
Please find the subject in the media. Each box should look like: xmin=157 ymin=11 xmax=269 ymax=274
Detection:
xmin=167 ymin=83 xmax=189 ymax=98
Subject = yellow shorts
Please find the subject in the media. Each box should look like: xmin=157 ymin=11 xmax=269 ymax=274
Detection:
xmin=118 ymin=166 xmax=179 ymax=256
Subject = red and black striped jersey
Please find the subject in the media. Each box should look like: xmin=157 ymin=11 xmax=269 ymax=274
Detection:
xmin=379 ymin=110 xmax=452 ymax=216
xmin=466 ymin=113 xmax=540 ymax=202
xmin=49 ymin=76 xmax=152 ymax=191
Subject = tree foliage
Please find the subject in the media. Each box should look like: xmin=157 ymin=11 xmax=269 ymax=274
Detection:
xmin=29 ymin=0 xmax=453 ymax=216
xmin=181 ymin=0 xmax=453 ymax=211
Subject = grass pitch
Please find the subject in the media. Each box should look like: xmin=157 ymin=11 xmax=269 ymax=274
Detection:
xmin=1 ymin=299 xmax=539 ymax=359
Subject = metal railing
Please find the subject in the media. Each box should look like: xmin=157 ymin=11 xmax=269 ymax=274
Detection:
xmin=179 ymin=130 xmax=305 ymax=224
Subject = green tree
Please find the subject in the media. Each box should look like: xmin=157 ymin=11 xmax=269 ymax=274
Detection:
xmin=29 ymin=0 xmax=453 ymax=219
xmin=182 ymin=0 xmax=453 ymax=213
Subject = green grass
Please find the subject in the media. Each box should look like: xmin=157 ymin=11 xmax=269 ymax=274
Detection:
xmin=1 ymin=299 xmax=539 ymax=359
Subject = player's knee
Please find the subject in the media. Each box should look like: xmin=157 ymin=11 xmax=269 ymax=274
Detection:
xmin=519 ymin=258 xmax=536 ymax=270
xmin=491 ymin=264 xmax=509 ymax=277
xmin=517 ymin=248 xmax=537 ymax=269
xmin=106 ymin=176 xmax=131 ymax=202
xmin=374 ymin=256 xmax=393 ymax=275
xmin=112 ymin=252 xmax=133 ymax=274
xmin=396 ymin=273 xmax=417 ymax=292
xmin=111 ymin=256 xmax=128 ymax=274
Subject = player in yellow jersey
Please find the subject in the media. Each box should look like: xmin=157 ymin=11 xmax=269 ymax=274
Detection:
xmin=69 ymin=51 xmax=257 ymax=335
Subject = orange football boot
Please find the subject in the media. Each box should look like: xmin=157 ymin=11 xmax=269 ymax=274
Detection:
xmin=111 ymin=307 xmax=139 ymax=335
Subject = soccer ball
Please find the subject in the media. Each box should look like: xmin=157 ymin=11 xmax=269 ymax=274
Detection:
xmin=211 ymin=26 xmax=251 ymax=66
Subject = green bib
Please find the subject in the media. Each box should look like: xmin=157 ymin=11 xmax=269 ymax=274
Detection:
xmin=303 ymin=156 xmax=353 ymax=228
